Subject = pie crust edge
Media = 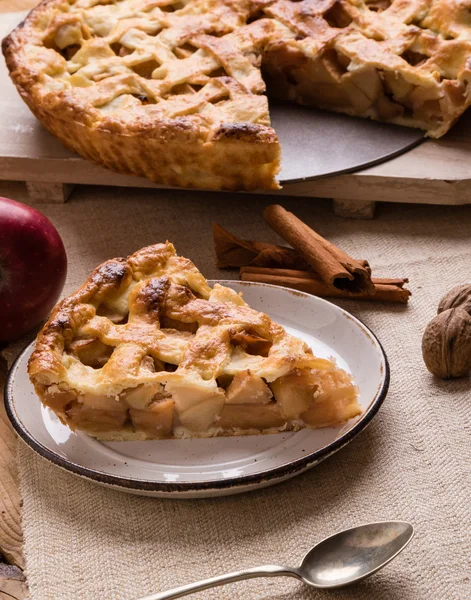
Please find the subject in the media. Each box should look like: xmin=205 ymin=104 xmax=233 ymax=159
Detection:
xmin=2 ymin=9 xmax=281 ymax=192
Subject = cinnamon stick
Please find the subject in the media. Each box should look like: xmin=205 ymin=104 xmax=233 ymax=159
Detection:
xmin=263 ymin=205 xmax=375 ymax=294
xmin=241 ymin=267 xmax=407 ymax=286
xmin=240 ymin=267 xmax=411 ymax=304
xmin=213 ymin=223 xmax=308 ymax=270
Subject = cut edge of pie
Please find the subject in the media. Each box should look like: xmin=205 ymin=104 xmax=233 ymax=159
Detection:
xmin=28 ymin=242 xmax=362 ymax=440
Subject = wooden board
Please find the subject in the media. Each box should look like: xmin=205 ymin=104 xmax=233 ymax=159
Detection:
xmin=1 ymin=12 xmax=471 ymax=208
xmin=0 ymin=346 xmax=28 ymax=600
xmin=0 ymin=353 xmax=23 ymax=571
xmin=0 ymin=564 xmax=28 ymax=600
xmin=0 ymin=0 xmax=38 ymax=12
xmin=0 ymin=0 xmax=37 ymax=582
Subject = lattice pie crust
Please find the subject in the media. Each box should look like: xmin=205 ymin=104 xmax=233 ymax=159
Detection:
xmin=4 ymin=0 xmax=471 ymax=190
xmin=28 ymin=243 xmax=361 ymax=440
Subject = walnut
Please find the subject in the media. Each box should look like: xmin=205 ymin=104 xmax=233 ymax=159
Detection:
xmin=438 ymin=284 xmax=471 ymax=316
xmin=422 ymin=308 xmax=471 ymax=378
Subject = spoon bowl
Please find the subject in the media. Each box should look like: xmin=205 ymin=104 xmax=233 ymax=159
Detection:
xmin=299 ymin=521 xmax=414 ymax=588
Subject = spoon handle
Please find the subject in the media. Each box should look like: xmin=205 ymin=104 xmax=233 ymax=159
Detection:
xmin=135 ymin=564 xmax=300 ymax=600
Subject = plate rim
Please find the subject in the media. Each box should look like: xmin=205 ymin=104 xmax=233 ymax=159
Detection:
xmin=4 ymin=281 xmax=390 ymax=495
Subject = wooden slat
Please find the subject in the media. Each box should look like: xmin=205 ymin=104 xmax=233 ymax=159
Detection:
xmin=25 ymin=181 xmax=75 ymax=203
xmin=0 ymin=12 xmax=32 ymax=598
xmin=0 ymin=563 xmax=28 ymax=600
xmin=0 ymin=0 xmax=38 ymax=12
xmin=282 ymin=172 xmax=471 ymax=205
xmin=332 ymin=198 xmax=376 ymax=219
xmin=0 ymin=354 xmax=24 ymax=570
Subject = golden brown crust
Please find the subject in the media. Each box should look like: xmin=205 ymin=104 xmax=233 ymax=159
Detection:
xmin=28 ymin=242 xmax=361 ymax=440
xmin=28 ymin=256 xmax=133 ymax=385
xmin=28 ymin=242 xmax=205 ymax=383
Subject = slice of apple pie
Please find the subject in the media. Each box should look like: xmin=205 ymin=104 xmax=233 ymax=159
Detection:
xmin=28 ymin=243 xmax=361 ymax=440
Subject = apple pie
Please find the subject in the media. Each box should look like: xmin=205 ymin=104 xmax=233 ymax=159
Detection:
xmin=4 ymin=0 xmax=471 ymax=191
xmin=28 ymin=242 xmax=361 ymax=440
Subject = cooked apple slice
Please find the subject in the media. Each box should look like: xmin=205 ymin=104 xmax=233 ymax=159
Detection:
xmin=231 ymin=330 xmax=272 ymax=356
xmin=166 ymin=376 xmax=225 ymax=431
xmin=301 ymin=386 xmax=361 ymax=427
xmin=225 ymin=370 xmax=272 ymax=404
xmin=80 ymin=393 xmax=126 ymax=411
xmin=130 ymin=399 xmax=175 ymax=437
xmin=179 ymin=394 xmax=225 ymax=431
xmin=270 ymin=369 xmax=319 ymax=419
xmin=65 ymin=403 xmax=128 ymax=432
xmin=218 ymin=403 xmax=286 ymax=430
xmin=120 ymin=383 xmax=166 ymax=410
xmin=68 ymin=338 xmax=113 ymax=368
xmin=42 ymin=384 xmax=77 ymax=412
xmin=140 ymin=355 xmax=166 ymax=372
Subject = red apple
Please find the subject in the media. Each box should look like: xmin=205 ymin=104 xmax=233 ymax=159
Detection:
xmin=0 ymin=197 xmax=67 ymax=342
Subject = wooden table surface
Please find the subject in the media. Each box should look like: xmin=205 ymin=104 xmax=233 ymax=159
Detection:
xmin=0 ymin=0 xmax=34 ymax=556
xmin=1 ymin=0 xmax=42 ymax=566
xmin=0 ymin=343 xmax=28 ymax=599
xmin=0 ymin=2 xmax=54 ymax=597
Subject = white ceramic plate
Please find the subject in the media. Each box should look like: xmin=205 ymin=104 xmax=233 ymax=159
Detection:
xmin=5 ymin=281 xmax=389 ymax=498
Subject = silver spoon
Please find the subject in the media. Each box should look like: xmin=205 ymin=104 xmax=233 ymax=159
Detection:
xmin=136 ymin=521 xmax=413 ymax=600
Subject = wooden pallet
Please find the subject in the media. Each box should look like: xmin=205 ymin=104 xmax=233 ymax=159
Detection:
xmin=1 ymin=12 xmax=471 ymax=217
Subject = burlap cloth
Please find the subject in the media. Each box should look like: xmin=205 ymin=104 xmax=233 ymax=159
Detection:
xmin=9 ymin=186 xmax=470 ymax=600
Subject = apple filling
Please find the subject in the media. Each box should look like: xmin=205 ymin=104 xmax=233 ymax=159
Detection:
xmin=38 ymin=365 xmax=360 ymax=439
xmin=262 ymin=37 xmax=456 ymax=137
xmin=129 ymin=399 xmax=175 ymax=437
xmin=67 ymin=338 xmax=114 ymax=368
xmin=230 ymin=330 xmax=273 ymax=356
xmin=37 ymin=307 xmax=360 ymax=439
